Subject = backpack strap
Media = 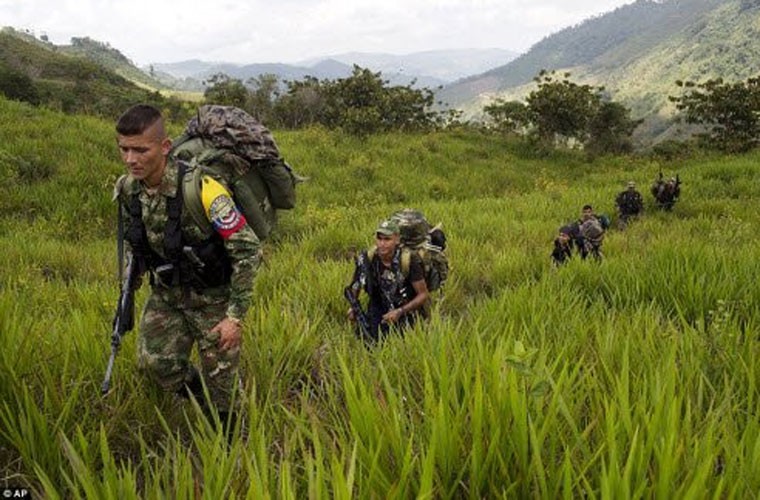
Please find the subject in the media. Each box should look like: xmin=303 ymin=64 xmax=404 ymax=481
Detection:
xmin=367 ymin=246 xmax=412 ymax=278
xmin=181 ymin=162 xmax=215 ymax=238
xmin=163 ymin=162 xmax=187 ymax=286
xmin=400 ymin=248 xmax=412 ymax=277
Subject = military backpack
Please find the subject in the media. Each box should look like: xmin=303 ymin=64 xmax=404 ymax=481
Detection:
xmin=390 ymin=208 xmax=449 ymax=292
xmin=171 ymin=105 xmax=301 ymax=240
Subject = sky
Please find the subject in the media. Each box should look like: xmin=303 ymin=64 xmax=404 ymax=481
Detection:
xmin=1 ymin=0 xmax=633 ymax=66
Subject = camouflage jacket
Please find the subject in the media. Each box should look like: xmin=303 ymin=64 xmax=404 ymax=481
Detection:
xmin=114 ymin=158 xmax=261 ymax=321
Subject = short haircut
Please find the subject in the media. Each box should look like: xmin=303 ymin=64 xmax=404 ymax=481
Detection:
xmin=116 ymin=104 xmax=164 ymax=136
xmin=582 ymin=204 xmax=593 ymax=211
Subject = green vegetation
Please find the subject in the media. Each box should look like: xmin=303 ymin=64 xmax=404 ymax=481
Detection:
xmin=485 ymin=71 xmax=640 ymax=156
xmin=670 ymin=75 xmax=760 ymax=153
xmin=0 ymin=28 xmax=191 ymax=121
xmin=204 ymin=65 xmax=456 ymax=134
xmin=2 ymin=96 xmax=760 ymax=497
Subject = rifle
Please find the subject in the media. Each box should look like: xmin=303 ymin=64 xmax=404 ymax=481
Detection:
xmin=101 ymin=253 xmax=141 ymax=395
xmin=344 ymin=285 xmax=373 ymax=341
xmin=344 ymin=250 xmax=374 ymax=341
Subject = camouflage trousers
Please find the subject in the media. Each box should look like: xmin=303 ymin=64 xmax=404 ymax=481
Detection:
xmin=137 ymin=285 xmax=240 ymax=411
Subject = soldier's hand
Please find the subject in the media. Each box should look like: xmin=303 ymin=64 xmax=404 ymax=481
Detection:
xmin=382 ymin=308 xmax=404 ymax=324
xmin=212 ymin=317 xmax=242 ymax=351
xmin=347 ymin=308 xmax=356 ymax=322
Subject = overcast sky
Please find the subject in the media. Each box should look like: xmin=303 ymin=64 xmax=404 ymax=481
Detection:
xmin=2 ymin=0 xmax=633 ymax=66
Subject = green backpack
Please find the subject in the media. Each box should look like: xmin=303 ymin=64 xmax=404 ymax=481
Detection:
xmin=171 ymin=105 xmax=301 ymax=240
xmin=390 ymin=208 xmax=449 ymax=292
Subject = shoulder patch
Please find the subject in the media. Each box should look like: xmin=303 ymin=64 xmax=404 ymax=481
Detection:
xmin=200 ymin=175 xmax=247 ymax=238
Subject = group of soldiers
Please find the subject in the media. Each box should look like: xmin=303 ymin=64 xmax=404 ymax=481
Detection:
xmin=110 ymin=101 xmax=685 ymax=435
xmin=551 ymin=173 xmax=681 ymax=266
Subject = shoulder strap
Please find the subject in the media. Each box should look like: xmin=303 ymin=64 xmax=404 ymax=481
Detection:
xmin=181 ymin=162 xmax=215 ymax=237
xmin=400 ymin=247 xmax=412 ymax=277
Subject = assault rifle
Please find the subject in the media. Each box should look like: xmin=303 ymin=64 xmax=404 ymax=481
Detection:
xmin=344 ymin=251 xmax=374 ymax=341
xmin=101 ymin=253 xmax=141 ymax=395
xmin=344 ymin=285 xmax=372 ymax=341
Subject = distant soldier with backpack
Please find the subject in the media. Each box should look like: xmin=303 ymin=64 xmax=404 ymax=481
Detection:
xmin=651 ymin=172 xmax=681 ymax=211
xmin=576 ymin=204 xmax=606 ymax=261
xmin=346 ymin=219 xmax=430 ymax=344
xmin=551 ymin=225 xmax=575 ymax=267
xmin=111 ymin=104 xmax=288 ymax=437
xmin=615 ymin=181 xmax=644 ymax=228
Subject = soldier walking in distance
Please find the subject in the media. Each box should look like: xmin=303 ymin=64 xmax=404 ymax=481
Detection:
xmin=651 ymin=173 xmax=681 ymax=211
xmin=615 ymin=181 xmax=644 ymax=228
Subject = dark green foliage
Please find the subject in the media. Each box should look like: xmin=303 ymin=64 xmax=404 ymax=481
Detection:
xmin=526 ymin=70 xmax=602 ymax=144
xmin=203 ymin=73 xmax=250 ymax=108
xmin=515 ymin=70 xmax=639 ymax=155
xmin=203 ymin=65 xmax=447 ymax=135
xmin=585 ymin=101 xmax=642 ymax=157
xmin=0 ymin=62 xmax=39 ymax=104
xmin=246 ymin=73 xmax=280 ymax=124
xmin=483 ymin=99 xmax=530 ymax=134
xmin=670 ymin=75 xmax=760 ymax=153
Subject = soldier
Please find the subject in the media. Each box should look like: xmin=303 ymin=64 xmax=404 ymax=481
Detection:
xmin=113 ymin=104 xmax=261 ymax=434
xmin=346 ymin=219 xmax=430 ymax=343
xmin=576 ymin=205 xmax=605 ymax=261
xmin=615 ymin=181 xmax=644 ymax=228
xmin=651 ymin=173 xmax=681 ymax=210
xmin=551 ymin=226 xmax=575 ymax=267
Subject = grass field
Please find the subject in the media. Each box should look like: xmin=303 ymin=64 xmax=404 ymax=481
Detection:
xmin=1 ymin=97 xmax=759 ymax=498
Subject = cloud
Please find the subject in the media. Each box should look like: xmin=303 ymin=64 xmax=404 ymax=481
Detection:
xmin=1 ymin=0 xmax=633 ymax=65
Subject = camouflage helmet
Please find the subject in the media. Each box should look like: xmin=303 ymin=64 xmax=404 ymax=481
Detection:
xmin=390 ymin=208 xmax=431 ymax=247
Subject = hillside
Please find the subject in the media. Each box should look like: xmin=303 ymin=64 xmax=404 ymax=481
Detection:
xmin=438 ymin=0 xmax=760 ymax=142
xmin=57 ymin=35 xmax=166 ymax=90
xmin=0 ymin=28 xmax=187 ymax=119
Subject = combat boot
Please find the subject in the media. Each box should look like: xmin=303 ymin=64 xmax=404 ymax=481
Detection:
xmin=176 ymin=365 xmax=205 ymax=404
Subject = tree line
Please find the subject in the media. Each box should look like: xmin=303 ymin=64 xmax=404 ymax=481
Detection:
xmin=202 ymin=65 xmax=460 ymax=136
xmin=202 ymin=65 xmax=760 ymax=155
xmin=2 ymin=43 xmax=760 ymax=155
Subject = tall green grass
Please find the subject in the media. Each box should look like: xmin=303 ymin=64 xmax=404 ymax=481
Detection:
xmin=2 ymin=96 xmax=760 ymax=497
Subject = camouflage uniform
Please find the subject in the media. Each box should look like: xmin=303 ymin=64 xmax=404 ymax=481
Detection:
xmin=363 ymin=247 xmax=425 ymax=341
xmin=115 ymin=158 xmax=261 ymax=410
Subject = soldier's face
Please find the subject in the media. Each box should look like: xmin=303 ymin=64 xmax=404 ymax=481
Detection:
xmin=375 ymin=233 xmax=399 ymax=258
xmin=117 ymin=121 xmax=171 ymax=187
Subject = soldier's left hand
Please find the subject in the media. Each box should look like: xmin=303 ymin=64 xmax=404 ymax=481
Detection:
xmin=382 ymin=308 xmax=403 ymax=324
xmin=212 ymin=317 xmax=242 ymax=351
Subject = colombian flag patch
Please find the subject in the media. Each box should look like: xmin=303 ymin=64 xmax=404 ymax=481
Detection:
xmin=201 ymin=175 xmax=247 ymax=239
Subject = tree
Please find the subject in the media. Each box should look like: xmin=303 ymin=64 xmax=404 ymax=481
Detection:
xmin=273 ymin=76 xmax=327 ymax=129
xmin=516 ymin=70 xmax=639 ymax=155
xmin=483 ymin=99 xmax=530 ymax=134
xmin=526 ymin=70 xmax=603 ymax=145
xmin=669 ymin=76 xmax=760 ymax=153
xmin=246 ymin=73 xmax=280 ymax=124
xmin=203 ymin=73 xmax=249 ymax=109
xmin=0 ymin=65 xmax=40 ymax=105
xmin=271 ymin=65 xmax=443 ymax=135
xmin=585 ymin=101 xmax=642 ymax=156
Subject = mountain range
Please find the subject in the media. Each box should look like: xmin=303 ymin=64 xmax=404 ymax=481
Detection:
xmin=148 ymin=48 xmax=518 ymax=91
xmin=439 ymin=0 xmax=760 ymax=142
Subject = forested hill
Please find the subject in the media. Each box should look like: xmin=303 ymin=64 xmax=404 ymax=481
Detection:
xmin=0 ymin=28 xmax=186 ymax=119
xmin=438 ymin=0 xmax=760 ymax=127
